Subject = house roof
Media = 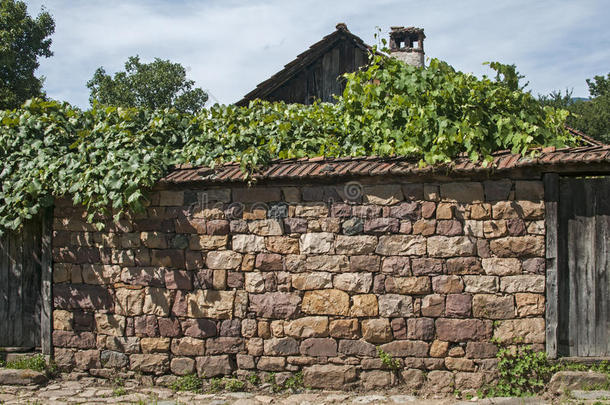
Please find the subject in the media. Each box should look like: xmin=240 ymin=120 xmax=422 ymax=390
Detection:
xmin=160 ymin=143 xmax=610 ymax=186
xmin=235 ymin=23 xmax=374 ymax=107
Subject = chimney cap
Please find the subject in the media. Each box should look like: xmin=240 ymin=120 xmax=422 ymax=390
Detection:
xmin=335 ymin=22 xmax=349 ymax=31
xmin=390 ymin=26 xmax=425 ymax=37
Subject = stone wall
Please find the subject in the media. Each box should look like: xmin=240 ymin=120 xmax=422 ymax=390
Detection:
xmin=50 ymin=177 xmax=547 ymax=392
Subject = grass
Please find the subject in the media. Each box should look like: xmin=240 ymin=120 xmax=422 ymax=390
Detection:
xmin=0 ymin=353 xmax=58 ymax=378
xmin=170 ymin=374 xmax=204 ymax=393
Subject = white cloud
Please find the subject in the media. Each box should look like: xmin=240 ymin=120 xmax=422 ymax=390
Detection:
xmin=25 ymin=0 xmax=610 ymax=107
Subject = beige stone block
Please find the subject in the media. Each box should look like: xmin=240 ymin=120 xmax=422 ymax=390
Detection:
xmin=302 ymin=289 xmax=349 ymax=316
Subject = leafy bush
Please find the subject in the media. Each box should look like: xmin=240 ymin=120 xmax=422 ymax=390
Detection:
xmin=0 ymin=54 xmax=575 ymax=233
xmin=170 ymin=374 xmax=204 ymax=393
xmin=484 ymin=345 xmax=557 ymax=397
xmin=0 ymin=353 xmax=58 ymax=378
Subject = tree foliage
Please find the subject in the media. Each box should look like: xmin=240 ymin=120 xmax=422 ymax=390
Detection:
xmin=0 ymin=0 xmax=55 ymax=109
xmin=0 ymin=54 xmax=575 ymax=232
xmin=539 ymin=73 xmax=610 ymax=143
xmin=87 ymin=56 xmax=208 ymax=114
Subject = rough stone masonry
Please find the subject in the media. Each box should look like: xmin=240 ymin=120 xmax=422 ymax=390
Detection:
xmin=50 ymin=177 xmax=546 ymax=392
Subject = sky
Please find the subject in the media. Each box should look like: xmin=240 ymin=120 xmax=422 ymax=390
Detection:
xmin=25 ymin=0 xmax=610 ymax=109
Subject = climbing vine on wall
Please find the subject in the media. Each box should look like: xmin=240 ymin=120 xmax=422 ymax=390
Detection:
xmin=0 ymin=55 xmax=574 ymax=232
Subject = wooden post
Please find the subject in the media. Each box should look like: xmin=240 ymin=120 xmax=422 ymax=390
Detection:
xmin=40 ymin=206 xmax=53 ymax=356
xmin=544 ymin=173 xmax=559 ymax=358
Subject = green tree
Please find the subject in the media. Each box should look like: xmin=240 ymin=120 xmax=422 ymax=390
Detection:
xmin=87 ymin=56 xmax=208 ymax=113
xmin=0 ymin=0 xmax=55 ymax=109
xmin=540 ymin=73 xmax=610 ymax=143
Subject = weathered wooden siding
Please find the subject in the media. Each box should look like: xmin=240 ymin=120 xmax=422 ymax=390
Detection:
xmin=557 ymin=176 xmax=610 ymax=357
xmin=264 ymin=39 xmax=369 ymax=105
xmin=0 ymin=215 xmax=46 ymax=349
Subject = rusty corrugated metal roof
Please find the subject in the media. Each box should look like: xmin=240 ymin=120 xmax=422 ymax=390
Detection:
xmin=159 ymin=145 xmax=610 ymax=185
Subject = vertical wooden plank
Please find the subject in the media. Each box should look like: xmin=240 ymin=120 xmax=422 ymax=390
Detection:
xmin=40 ymin=207 xmax=53 ymax=355
xmin=9 ymin=227 xmax=23 ymax=347
xmin=0 ymin=233 xmax=8 ymax=346
xmin=578 ymin=181 xmax=596 ymax=356
xmin=544 ymin=173 xmax=559 ymax=358
xmin=594 ymin=178 xmax=610 ymax=356
xmin=321 ymin=51 xmax=332 ymax=103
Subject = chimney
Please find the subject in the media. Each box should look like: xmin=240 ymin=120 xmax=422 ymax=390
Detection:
xmin=389 ymin=26 xmax=425 ymax=67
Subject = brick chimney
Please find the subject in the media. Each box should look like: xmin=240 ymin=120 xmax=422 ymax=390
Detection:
xmin=389 ymin=26 xmax=425 ymax=67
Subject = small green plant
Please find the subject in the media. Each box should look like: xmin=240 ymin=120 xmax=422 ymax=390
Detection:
xmin=265 ymin=372 xmax=276 ymax=384
xmin=208 ymin=377 xmax=223 ymax=393
xmin=112 ymin=386 xmax=127 ymax=397
xmin=3 ymin=354 xmax=47 ymax=372
xmin=170 ymin=374 xmax=204 ymax=393
xmin=284 ymin=371 xmax=304 ymax=390
xmin=483 ymin=344 xmax=558 ymax=397
xmin=1 ymin=353 xmax=58 ymax=378
xmin=223 ymin=377 xmax=245 ymax=392
xmin=247 ymin=373 xmax=261 ymax=385
xmin=377 ymin=347 xmax=400 ymax=372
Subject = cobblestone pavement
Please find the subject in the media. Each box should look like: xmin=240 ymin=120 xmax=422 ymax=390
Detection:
xmin=1 ymin=378 xmax=609 ymax=405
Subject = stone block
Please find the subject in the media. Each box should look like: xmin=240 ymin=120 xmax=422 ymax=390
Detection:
xmin=196 ymin=355 xmax=234 ymax=377
xmin=53 ymin=284 xmax=113 ymax=311
xmin=130 ymin=354 xmax=169 ymax=374
xmin=265 ymin=236 xmax=299 ymax=254
xmin=95 ymin=313 xmax=125 ymax=336
xmin=249 ymin=292 xmax=301 ymax=319
xmin=406 ymin=318 xmax=435 ymax=340
xmin=472 ymin=294 xmax=514 ymax=319
xmin=248 ymin=219 xmax=283 ymax=236
xmin=302 ymin=289 xmax=349 ymax=316
xmin=463 ymin=275 xmax=499 ymax=293
xmin=437 ymin=220 xmax=463 ymax=236
xmin=143 ymin=287 xmax=172 ymax=317
xmin=481 ymin=257 xmax=521 ymax=275
xmin=445 ymin=294 xmax=472 ymax=317
xmin=53 ymin=310 xmax=73 ymax=331
xmin=171 ymin=357 xmax=196 ymax=376
xmin=264 ymin=337 xmax=299 ymax=356
xmin=436 ymin=319 xmax=492 ymax=342
xmin=379 ymin=340 xmax=429 ymax=357
xmin=351 ymin=255 xmax=380 ymax=272
xmin=334 ymin=235 xmax=377 ymax=255
xmin=378 ymin=294 xmax=413 ymax=317
xmin=181 ymin=319 xmax=217 ymax=338
xmin=140 ymin=337 xmax=170 ymax=353
xmin=382 ymin=256 xmax=411 ymax=275
xmin=334 ymin=273 xmax=373 ymax=293
xmin=362 ymin=318 xmax=392 ymax=344
xmin=74 ymin=349 xmax=101 ymax=371
xmin=300 ymin=338 xmax=337 ymax=357
xmin=257 ymin=356 xmax=286 ymax=371
xmin=500 ymin=275 xmax=545 ymax=293
xmin=385 ymin=276 xmax=431 ymax=295
xmin=441 ymin=182 xmax=484 ymax=202
xmin=364 ymin=218 xmax=400 ymax=234
xmin=427 ymin=236 xmax=476 ymax=257
xmin=186 ymin=290 xmax=235 ymax=319
xmin=446 ymin=257 xmax=481 ymax=275
xmin=465 ymin=342 xmax=498 ymax=359
xmin=432 ymin=275 xmax=464 ymax=294
xmin=206 ymin=337 xmax=244 ymax=355
xmin=515 ymin=293 xmax=545 ymax=316
xmin=493 ymin=318 xmax=545 ymax=343
xmin=284 ymin=316 xmax=329 ymax=338
xmin=189 ymin=235 xmax=228 ymax=251
xmin=303 ymin=365 xmax=357 ymax=389
xmin=299 ymin=232 xmax=334 ymax=254
xmin=421 ymin=294 xmax=445 ymax=317
xmin=329 ymin=319 xmax=360 ymax=339
xmin=100 ymin=350 xmax=129 ymax=368
xmin=376 ymin=235 xmax=426 ymax=256
xmin=350 ymin=294 xmax=379 ymax=317
xmin=337 ymin=339 xmax=376 ymax=357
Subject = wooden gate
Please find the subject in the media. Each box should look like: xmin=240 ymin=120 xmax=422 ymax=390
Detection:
xmin=0 ymin=211 xmax=52 ymax=353
xmin=553 ymin=176 xmax=610 ymax=357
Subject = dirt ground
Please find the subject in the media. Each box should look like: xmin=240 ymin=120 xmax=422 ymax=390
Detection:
xmin=1 ymin=376 xmax=609 ymax=405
